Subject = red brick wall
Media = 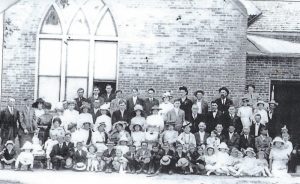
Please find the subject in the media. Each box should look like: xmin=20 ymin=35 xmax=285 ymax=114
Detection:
xmin=1 ymin=0 xmax=248 ymax=109
xmin=246 ymin=56 xmax=300 ymax=101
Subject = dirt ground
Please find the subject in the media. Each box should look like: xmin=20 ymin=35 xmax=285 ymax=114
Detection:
xmin=0 ymin=170 xmax=300 ymax=184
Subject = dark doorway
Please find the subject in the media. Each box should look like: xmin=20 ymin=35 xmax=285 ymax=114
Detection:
xmin=271 ymin=80 xmax=300 ymax=144
xmin=93 ymin=80 xmax=116 ymax=96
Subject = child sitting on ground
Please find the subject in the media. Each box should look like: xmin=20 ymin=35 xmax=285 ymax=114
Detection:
xmin=148 ymin=143 xmax=162 ymax=174
xmin=234 ymin=147 xmax=261 ymax=177
xmin=214 ymin=142 xmax=230 ymax=176
xmin=15 ymin=141 xmax=34 ymax=171
xmin=257 ymin=151 xmax=272 ymax=177
xmin=0 ymin=140 xmax=16 ymax=169
xmin=112 ymin=149 xmax=128 ymax=173
xmin=124 ymin=145 xmax=138 ymax=173
xmin=204 ymin=145 xmax=217 ymax=176
xmin=227 ymin=148 xmax=242 ymax=175
xmin=102 ymin=141 xmax=116 ymax=173
xmin=174 ymin=144 xmax=189 ymax=175
xmin=87 ymin=145 xmax=99 ymax=172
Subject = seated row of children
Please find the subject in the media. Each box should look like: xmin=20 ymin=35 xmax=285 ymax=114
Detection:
xmin=0 ymin=132 xmax=291 ymax=178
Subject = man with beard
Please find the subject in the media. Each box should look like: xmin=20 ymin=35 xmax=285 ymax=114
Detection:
xmin=215 ymin=87 xmax=233 ymax=114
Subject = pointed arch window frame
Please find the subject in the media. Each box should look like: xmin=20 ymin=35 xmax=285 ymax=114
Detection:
xmin=35 ymin=1 xmax=119 ymax=102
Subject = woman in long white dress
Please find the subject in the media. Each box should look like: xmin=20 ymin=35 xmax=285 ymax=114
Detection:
xmin=94 ymin=103 xmax=112 ymax=133
xmin=237 ymin=96 xmax=253 ymax=128
xmin=77 ymin=102 xmax=93 ymax=129
xmin=130 ymin=104 xmax=146 ymax=131
xmin=62 ymin=100 xmax=79 ymax=131
xmin=146 ymin=105 xmax=164 ymax=133
xmin=269 ymin=137 xmax=291 ymax=178
xmin=92 ymin=122 xmax=108 ymax=153
xmin=159 ymin=91 xmax=174 ymax=121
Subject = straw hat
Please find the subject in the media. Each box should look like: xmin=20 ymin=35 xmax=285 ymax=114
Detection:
xmin=245 ymin=147 xmax=256 ymax=156
xmin=160 ymin=155 xmax=171 ymax=166
xmin=21 ymin=141 xmax=33 ymax=150
xmin=112 ymin=121 xmax=128 ymax=130
xmin=272 ymin=136 xmax=285 ymax=145
xmin=100 ymin=103 xmax=110 ymax=111
xmin=256 ymin=100 xmax=267 ymax=107
xmin=177 ymin=158 xmax=189 ymax=167
xmin=218 ymin=142 xmax=229 ymax=150
xmin=73 ymin=162 xmax=87 ymax=171
xmin=5 ymin=140 xmax=14 ymax=147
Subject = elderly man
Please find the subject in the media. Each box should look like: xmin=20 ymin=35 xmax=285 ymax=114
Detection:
xmin=215 ymin=87 xmax=233 ymax=114
xmin=0 ymin=98 xmax=20 ymax=146
xmin=19 ymin=97 xmax=36 ymax=147
xmin=186 ymin=104 xmax=206 ymax=133
xmin=194 ymin=122 xmax=210 ymax=147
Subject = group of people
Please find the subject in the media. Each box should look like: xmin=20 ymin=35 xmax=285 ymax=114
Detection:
xmin=0 ymin=84 xmax=297 ymax=177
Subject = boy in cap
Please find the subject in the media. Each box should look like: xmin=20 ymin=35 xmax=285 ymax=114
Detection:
xmin=0 ymin=140 xmax=16 ymax=169
xmin=135 ymin=141 xmax=151 ymax=174
xmin=73 ymin=142 xmax=87 ymax=171
xmin=124 ymin=145 xmax=138 ymax=173
xmin=102 ymin=141 xmax=116 ymax=173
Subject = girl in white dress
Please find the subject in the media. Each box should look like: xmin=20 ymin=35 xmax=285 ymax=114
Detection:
xmin=160 ymin=122 xmax=178 ymax=149
xmin=62 ymin=100 xmax=79 ymax=130
xmin=204 ymin=145 xmax=218 ymax=176
xmin=214 ymin=143 xmax=231 ymax=176
xmin=131 ymin=124 xmax=146 ymax=149
xmin=77 ymin=103 xmax=93 ymax=129
xmin=130 ymin=105 xmax=146 ymax=132
xmin=269 ymin=137 xmax=291 ymax=178
xmin=146 ymin=106 xmax=164 ymax=133
xmin=237 ymin=97 xmax=253 ymax=128
xmin=92 ymin=122 xmax=108 ymax=153
xmin=206 ymin=130 xmax=220 ymax=149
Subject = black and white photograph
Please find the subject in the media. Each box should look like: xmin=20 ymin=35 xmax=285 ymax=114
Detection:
xmin=0 ymin=0 xmax=299 ymax=183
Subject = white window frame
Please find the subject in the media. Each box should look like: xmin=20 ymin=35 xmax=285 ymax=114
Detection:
xmin=35 ymin=2 xmax=119 ymax=101
xmin=0 ymin=13 xmax=3 ymax=102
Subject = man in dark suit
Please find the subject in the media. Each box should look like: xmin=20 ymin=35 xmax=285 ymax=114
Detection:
xmin=193 ymin=90 xmax=208 ymax=115
xmin=0 ymin=98 xmax=20 ymax=145
xmin=186 ymin=104 xmax=206 ymax=133
xmin=224 ymin=124 xmax=240 ymax=150
xmin=74 ymin=88 xmax=88 ymax=113
xmin=50 ymin=136 xmax=71 ymax=170
xmin=91 ymin=100 xmax=102 ymax=123
xmin=267 ymin=100 xmax=282 ymax=138
xmin=19 ymin=97 xmax=36 ymax=147
xmin=215 ymin=124 xmax=226 ymax=142
xmin=101 ymin=84 xmax=116 ymax=103
xmin=88 ymin=86 xmax=105 ymax=109
xmin=144 ymin=88 xmax=159 ymax=116
xmin=239 ymin=127 xmax=255 ymax=150
xmin=112 ymin=99 xmax=130 ymax=125
xmin=223 ymin=105 xmax=243 ymax=134
xmin=194 ymin=122 xmax=210 ymax=147
xmin=178 ymin=86 xmax=193 ymax=118
xmin=206 ymin=101 xmax=223 ymax=133
xmin=215 ymin=87 xmax=233 ymax=114
xmin=250 ymin=114 xmax=265 ymax=137
xmin=73 ymin=142 xmax=87 ymax=166
xmin=126 ymin=88 xmax=144 ymax=115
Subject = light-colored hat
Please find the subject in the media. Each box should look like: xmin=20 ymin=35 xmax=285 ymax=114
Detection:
xmin=206 ymin=145 xmax=215 ymax=153
xmin=218 ymin=142 xmax=229 ymax=150
xmin=113 ymin=121 xmax=128 ymax=130
xmin=73 ymin=162 xmax=87 ymax=171
xmin=268 ymin=100 xmax=278 ymax=106
xmin=134 ymin=104 xmax=144 ymax=112
xmin=162 ymin=91 xmax=172 ymax=99
xmin=256 ymin=100 xmax=267 ymax=107
xmin=177 ymin=158 xmax=189 ymax=167
xmin=65 ymin=158 xmax=73 ymax=169
xmin=245 ymin=147 xmax=256 ymax=156
xmin=54 ymin=102 xmax=64 ymax=111
xmin=272 ymin=136 xmax=285 ymax=145
xmin=5 ymin=140 xmax=14 ymax=147
xmin=160 ymin=155 xmax=171 ymax=166
xmin=182 ymin=121 xmax=192 ymax=128
xmin=100 ymin=103 xmax=110 ymax=111
xmin=151 ymin=105 xmax=161 ymax=111
xmin=118 ymin=136 xmax=129 ymax=143
xmin=21 ymin=141 xmax=33 ymax=150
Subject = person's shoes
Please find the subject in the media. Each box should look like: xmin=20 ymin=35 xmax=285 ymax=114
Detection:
xmin=131 ymin=170 xmax=136 ymax=174
xmin=105 ymin=169 xmax=109 ymax=173
xmin=27 ymin=168 xmax=34 ymax=172
xmin=168 ymin=170 xmax=173 ymax=175
xmin=136 ymin=169 xmax=142 ymax=174
xmin=15 ymin=168 xmax=20 ymax=171
xmin=108 ymin=168 xmax=112 ymax=173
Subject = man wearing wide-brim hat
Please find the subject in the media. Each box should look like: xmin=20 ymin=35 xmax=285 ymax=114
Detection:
xmin=267 ymin=99 xmax=282 ymax=138
xmin=215 ymin=87 xmax=233 ymax=114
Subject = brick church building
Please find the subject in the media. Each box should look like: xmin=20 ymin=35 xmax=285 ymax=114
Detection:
xmin=0 ymin=0 xmax=300 ymax=138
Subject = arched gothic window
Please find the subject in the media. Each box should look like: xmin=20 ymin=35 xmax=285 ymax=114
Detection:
xmin=37 ymin=0 xmax=118 ymax=104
